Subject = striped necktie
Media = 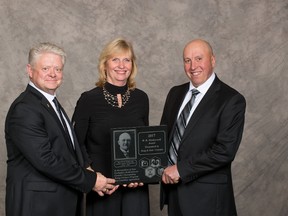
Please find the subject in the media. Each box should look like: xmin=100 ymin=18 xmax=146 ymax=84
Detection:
xmin=168 ymin=89 xmax=200 ymax=165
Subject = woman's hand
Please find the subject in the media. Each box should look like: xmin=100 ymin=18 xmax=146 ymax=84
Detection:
xmin=123 ymin=182 xmax=144 ymax=188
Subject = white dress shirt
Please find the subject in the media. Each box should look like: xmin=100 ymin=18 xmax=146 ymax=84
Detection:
xmin=29 ymin=81 xmax=75 ymax=147
xmin=177 ymin=73 xmax=216 ymax=124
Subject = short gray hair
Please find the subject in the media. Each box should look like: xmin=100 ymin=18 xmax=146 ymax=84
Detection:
xmin=28 ymin=42 xmax=66 ymax=67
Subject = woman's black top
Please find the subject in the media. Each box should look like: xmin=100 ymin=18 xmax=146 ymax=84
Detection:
xmin=73 ymin=82 xmax=150 ymax=216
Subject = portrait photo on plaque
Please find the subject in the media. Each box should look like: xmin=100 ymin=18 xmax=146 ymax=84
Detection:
xmin=111 ymin=125 xmax=167 ymax=184
xmin=113 ymin=130 xmax=137 ymax=160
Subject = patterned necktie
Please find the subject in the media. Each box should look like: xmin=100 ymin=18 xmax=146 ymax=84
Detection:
xmin=53 ymin=97 xmax=74 ymax=149
xmin=168 ymin=89 xmax=200 ymax=165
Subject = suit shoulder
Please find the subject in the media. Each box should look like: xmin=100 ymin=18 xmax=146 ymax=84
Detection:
xmin=8 ymin=90 xmax=38 ymax=109
xmin=218 ymin=80 xmax=246 ymax=101
xmin=167 ymin=82 xmax=189 ymax=96
xmin=171 ymin=82 xmax=189 ymax=90
xmin=5 ymin=90 xmax=42 ymax=126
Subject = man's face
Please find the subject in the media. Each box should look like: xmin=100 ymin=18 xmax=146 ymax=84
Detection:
xmin=118 ymin=133 xmax=131 ymax=151
xmin=27 ymin=52 xmax=63 ymax=95
xmin=183 ymin=40 xmax=215 ymax=87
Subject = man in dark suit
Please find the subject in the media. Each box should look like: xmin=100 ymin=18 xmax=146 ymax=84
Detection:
xmin=160 ymin=39 xmax=246 ymax=216
xmin=5 ymin=42 xmax=117 ymax=216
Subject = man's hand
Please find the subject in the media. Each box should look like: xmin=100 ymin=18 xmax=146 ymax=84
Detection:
xmin=92 ymin=172 xmax=119 ymax=196
xmin=162 ymin=165 xmax=180 ymax=184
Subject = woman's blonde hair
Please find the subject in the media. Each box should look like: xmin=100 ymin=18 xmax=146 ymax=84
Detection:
xmin=96 ymin=38 xmax=137 ymax=90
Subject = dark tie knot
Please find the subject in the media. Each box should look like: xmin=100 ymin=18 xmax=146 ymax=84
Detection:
xmin=191 ymin=89 xmax=200 ymax=96
xmin=53 ymin=97 xmax=60 ymax=111
xmin=53 ymin=97 xmax=58 ymax=104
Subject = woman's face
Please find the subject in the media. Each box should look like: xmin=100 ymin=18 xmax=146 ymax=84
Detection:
xmin=105 ymin=52 xmax=132 ymax=86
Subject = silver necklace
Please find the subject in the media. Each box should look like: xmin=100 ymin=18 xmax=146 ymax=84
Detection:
xmin=103 ymin=86 xmax=130 ymax=108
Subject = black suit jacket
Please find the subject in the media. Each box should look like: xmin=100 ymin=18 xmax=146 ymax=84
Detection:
xmin=160 ymin=76 xmax=246 ymax=216
xmin=114 ymin=145 xmax=135 ymax=159
xmin=5 ymin=85 xmax=96 ymax=216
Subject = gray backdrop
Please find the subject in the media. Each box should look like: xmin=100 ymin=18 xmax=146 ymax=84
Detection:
xmin=0 ymin=0 xmax=287 ymax=215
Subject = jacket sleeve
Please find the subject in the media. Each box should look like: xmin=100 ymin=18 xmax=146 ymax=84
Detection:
xmin=7 ymin=100 xmax=96 ymax=193
xmin=177 ymin=93 xmax=246 ymax=183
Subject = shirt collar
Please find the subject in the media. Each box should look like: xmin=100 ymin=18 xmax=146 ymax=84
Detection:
xmin=29 ymin=81 xmax=56 ymax=103
xmin=189 ymin=72 xmax=215 ymax=94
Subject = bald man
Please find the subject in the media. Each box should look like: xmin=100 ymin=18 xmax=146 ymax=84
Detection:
xmin=160 ymin=39 xmax=246 ymax=216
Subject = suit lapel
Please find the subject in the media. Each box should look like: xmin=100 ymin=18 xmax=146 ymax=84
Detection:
xmin=167 ymin=84 xmax=190 ymax=143
xmin=51 ymin=99 xmax=83 ymax=161
xmin=26 ymin=85 xmax=81 ymax=162
xmin=60 ymin=105 xmax=84 ymax=166
xmin=181 ymin=77 xmax=221 ymax=142
xmin=171 ymin=84 xmax=190 ymax=127
xmin=27 ymin=85 xmax=60 ymax=122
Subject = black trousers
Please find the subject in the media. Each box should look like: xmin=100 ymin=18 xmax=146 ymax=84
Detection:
xmin=167 ymin=185 xmax=183 ymax=216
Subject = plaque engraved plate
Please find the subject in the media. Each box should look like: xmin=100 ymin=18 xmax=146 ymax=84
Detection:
xmin=111 ymin=125 xmax=167 ymax=184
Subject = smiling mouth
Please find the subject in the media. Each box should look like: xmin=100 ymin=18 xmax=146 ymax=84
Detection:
xmin=46 ymin=79 xmax=58 ymax=82
xmin=190 ymin=71 xmax=201 ymax=75
xmin=115 ymin=70 xmax=127 ymax=73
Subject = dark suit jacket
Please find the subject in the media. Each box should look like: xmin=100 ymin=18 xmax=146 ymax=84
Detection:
xmin=115 ymin=146 xmax=135 ymax=159
xmin=160 ymin=76 xmax=246 ymax=216
xmin=5 ymin=85 xmax=96 ymax=216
